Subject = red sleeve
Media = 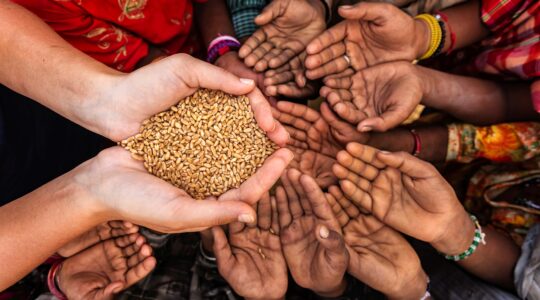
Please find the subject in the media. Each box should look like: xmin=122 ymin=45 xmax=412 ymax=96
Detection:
xmin=480 ymin=0 xmax=535 ymax=33
xmin=12 ymin=0 xmax=148 ymax=71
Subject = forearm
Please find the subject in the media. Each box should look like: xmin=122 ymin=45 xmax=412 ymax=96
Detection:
xmin=0 ymin=166 xmax=108 ymax=291
xmin=432 ymin=210 xmax=519 ymax=290
xmin=418 ymin=66 xmax=539 ymax=124
xmin=195 ymin=0 xmax=237 ymax=48
xmin=439 ymin=0 xmax=490 ymax=52
xmin=0 ymin=0 xmax=120 ymax=138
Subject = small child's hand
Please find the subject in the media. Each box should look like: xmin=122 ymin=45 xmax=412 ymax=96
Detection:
xmin=264 ymin=53 xmax=319 ymax=99
xmin=212 ymin=194 xmax=288 ymax=300
xmin=276 ymin=169 xmax=349 ymax=297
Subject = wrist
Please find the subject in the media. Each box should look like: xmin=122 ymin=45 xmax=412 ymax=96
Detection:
xmin=413 ymin=19 xmax=430 ymax=60
xmin=310 ymin=0 xmax=329 ymax=23
xmin=387 ymin=271 xmax=429 ymax=300
xmin=431 ymin=208 xmax=475 ymax=255
xmin=314 ymin=278 xmax=347 ymax=298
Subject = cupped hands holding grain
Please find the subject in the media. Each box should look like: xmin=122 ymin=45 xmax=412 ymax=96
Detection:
xmin=121 ymin=89 xmax=293 ymax=203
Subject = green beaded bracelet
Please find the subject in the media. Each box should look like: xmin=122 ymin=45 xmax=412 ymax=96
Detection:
xmin=443 ymin=214 xmax=486 ymax=261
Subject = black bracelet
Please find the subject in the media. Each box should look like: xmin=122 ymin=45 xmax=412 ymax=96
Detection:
xmin=319 ymin=0 xmax=332 ymax=24
xmin=433 ymin=19 xmax=446 ymax=57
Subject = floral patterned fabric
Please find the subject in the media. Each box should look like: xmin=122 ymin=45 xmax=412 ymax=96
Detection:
xmin=446 ymin=122 xmax=540 ymax=163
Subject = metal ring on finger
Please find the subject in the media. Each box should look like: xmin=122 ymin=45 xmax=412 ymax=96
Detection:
xmin=343 ymin=54 xmax=351 ymax=66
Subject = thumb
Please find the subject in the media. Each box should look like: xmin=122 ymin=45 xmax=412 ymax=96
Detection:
xmin=357 ymin=106 xmax=407 ymax=132
xmin=338 ymin=2 xmax=391 ymax=23
xmin=254 ymin=0 xmax=282 ymax=25
xmin=316 ymin=224 xmax=348 ymax=260
xmin=376 ymin=150 xmax=438 ymax=179
xmin=176 ymin=199 xmax=257 ymax=231
xmin=101 ymin=281 xmax=125 ymax=299
xmin=172 ymin=55 xmax=256 ymax=96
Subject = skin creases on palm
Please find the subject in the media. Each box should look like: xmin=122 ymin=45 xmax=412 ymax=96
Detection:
xmin=288 ymin=146 xmax=337 ymax=188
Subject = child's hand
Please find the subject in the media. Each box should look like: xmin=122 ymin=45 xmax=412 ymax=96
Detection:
xmin=319 ymin=102 xmax=369 ymax=145
xmin=288 ymin=146 xmax=337 ymax=188
xmin=321 ymin=61 xmax=423 ymax=132
xmin=333 ymin=142 xmax=467 ymax=245
xmin=273 ymin=101 xmax=346 ymax=157
xmin=212 ymin=194 xmax=288 ymax=300
xmin=57 ymin=233 xmax=156 ymax=299
xmin=276 ymin=169 xmax=349 ymax=297
xmin=305 ymin=2 xmax=427 ymax=79
xmin=264 ymin=52 xmax=319 ymax=99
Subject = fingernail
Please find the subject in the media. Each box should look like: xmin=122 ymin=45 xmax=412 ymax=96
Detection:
xmin=319 ymin=226 xmax=330 ymax=239
xmin=380 ymin=151 xmax=391 ymax=154
xmin=340 ymin=5 xmax=352 ymax=9
xmin=240 ymin=78 xmax=254 ymax=85
xmin=360 ymin=126 xmax=372 ymax=132
xmin=238 ymin=214 xmax=255 ymax=223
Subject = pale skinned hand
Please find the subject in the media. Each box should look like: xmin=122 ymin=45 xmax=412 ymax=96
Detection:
xmin=56 ymin=233 xmax=156 ymax=300
xmin=273 ymin=101 xmax=344 ymax=157
xmin=276 ymin=169 xmax=349 ymax=297
xmin=332 ymin=143 xmax=466 ymax=244
xmin=326 ymin=188 xmax=429 ymax=300
xmin=57 ymin=221 xmax=139 ymax=258
xmin=212 ymin=194 xmax=288 ymax=300
xmin=305 ymin=2 xmax=428 ymax=79
xmin=288 ymin=146 xmax=337 ymax=188
xmin=263 ymin=52 xmax=319 ymax=99
xmin=100 ymin=54 xmax=288 ymax=145
xmin=321 ymin=61 xmax=423 ymax=132
xmin=77 ymin=146 xmax=293 ymax=234
xmin=239 ymin=0 xmax=327 ymax=72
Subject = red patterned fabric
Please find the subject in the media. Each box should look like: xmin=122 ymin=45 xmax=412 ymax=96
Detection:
xmin=470 ymin=0 xmax=540 ymax=111
xmin=14 ymin=0 xmax=207 ymax=71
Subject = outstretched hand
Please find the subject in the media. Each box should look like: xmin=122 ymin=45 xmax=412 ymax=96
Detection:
xmin=239 ymin=0 xmax=326 ymax=72
xmin=305 ymin=2 xmax=427 ymax=79
xmin=57 ymin=233 xmax=156 ymax=300
xmin=276 ymin=169 xmax=349 ymax=297
xmin=263 ymin=52 xmax=319 ymax=99
xmin=332 ymin=143 xmax=466 ymax=244
xmin=212 ymin=194 xmax=288 ymax=300
xmin=321 ymin=61 xmax=424 ymax=132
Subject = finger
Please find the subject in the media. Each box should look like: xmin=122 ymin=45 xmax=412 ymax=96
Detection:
xmin=357 ymin=108 xmax=408 ymax=132
xmin=338 ymin=2 xmax=393 ymax=23
xmin=288 ymin=169 xmax=312 ymax=215
xmin=248 ymin=88 xmax=289 ymax=146
xmin=270 ymin=196 xmax=280 ymax=235
xmin=255 ymin=48 xmax=283 ymax=72
xmin=376 ymin=150 xmax=438 ymax=179
xmin=326 ymin=88 xmax=353 ymax=106
xmin=329 ymin=185 xmax=360 ymax=219
xmin=219 ymin=148 xmax=293 ymax=204
xmin=340 ymin=179 xmax=373 ymax=213
xmin=264 ymin=69 xmax=295 ymax=86
xmin=345 ymin=142 xmax=385 ymax=169
xmin=332 ymin=163 xmax=371 ymax=191
xmin=240 ymin=29 xmax=267 ymax=58
xmin=275 ymin=186 xmax=292 ymax=228
xmin=115 ymin=233 xmax=140 ymax=248
xmin=325 ymin=192 xmax=350 ymax=227
xmin=125 ymin=256 xmax=156 ymax=289
xmin=276 ymin=101 xmax=320 ymax=123
xmin=268 ymin=48 xmax=297 ymax=69
xmin=212 ymin=226 xmax=235 ymax=270
xmin=316 ymin=224 xmax=349 ymax=266
xmin=323 ymin=68 xmax=355 ymax=81
xmin=175 ymin=55 xmax=256 ymax=96
xmin=110 ymin=224 xmax=139 ymax=238
xmin=281 ymin=170 xmax=304 ymax=218
xmin=254 ymin=0 xmax=283 ymax=25
xmin=257 ymin=193 xmax=272 ymax=230
xmin=332 ymin=101 xmax=365 ymax=124
xmin=306 ymin=56 xmax=350 ymax=80
xmin=300 ymin=174 xmax=336 ymax=222
xmin=245 ymin=42 xmax=274 ymax=68
xmin=274 ymin=107 xmax=313 ymax=132
xmin=306 ymin=22 xmax=347 ymax=55
xmin=324 ymin=75 xmax=352 ymax=89
xmin=336 ymin=149 xmax=380 ymax=181
xmin=305 ymin=42 xmax=346 ymax=70
xmin=284 ymin=125 xmax=308 ymax=144
xmin=101 ymin=282 xmax=125 ymax=299
xmin=320 ymin=102 xmax=355 ymax=134
xmin=276 ymin=83 xmax=312 ymax=99
xmin=127 ymin=244 xmax=153 ymax=268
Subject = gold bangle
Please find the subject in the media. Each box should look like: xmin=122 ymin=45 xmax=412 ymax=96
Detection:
xmin=415 ymin=14 xmax=442 ymax=60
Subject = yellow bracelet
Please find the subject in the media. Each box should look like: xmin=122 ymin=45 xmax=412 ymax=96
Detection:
xmin=415 ymin=14 xmax=442 ymax=60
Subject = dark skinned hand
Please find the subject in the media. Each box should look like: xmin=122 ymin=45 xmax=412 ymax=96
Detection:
xmin=288 ymin=146 xmax=337 ymax=188
xmin=305 ymin=2 xmax=428 ymax=79
xmin=56 ymin=233 xmax=156 ymax=300
xmin=276 ymin=169 xmax=349 ymax=297
xmin=239 ymin=0 xmax=327 ymax=72
xmin=212 ymin=194 xmax=288 ymax=300
xmin=263 ymin=52 xmax=319 ymax=99
xmin=332 ymin=143 xmax=467 ymax=244
xmin=326 ymin=188 xmax=429 ymax=300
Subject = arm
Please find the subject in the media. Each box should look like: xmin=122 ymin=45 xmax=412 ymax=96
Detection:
xmin=195 ymin=0 xmax=237 ymax=49
xmin=418 ymin=66 xmax=540 ymax=124
xmin=226 ymin=0 xmax=267 ymax=41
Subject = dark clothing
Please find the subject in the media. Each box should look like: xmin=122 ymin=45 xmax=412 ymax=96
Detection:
xmin=0 ymin=84 xmax=111 ymax=205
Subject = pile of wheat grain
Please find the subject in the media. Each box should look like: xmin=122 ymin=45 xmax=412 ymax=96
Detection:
xmin=121 ymin=89 xmax=277 ymax=199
